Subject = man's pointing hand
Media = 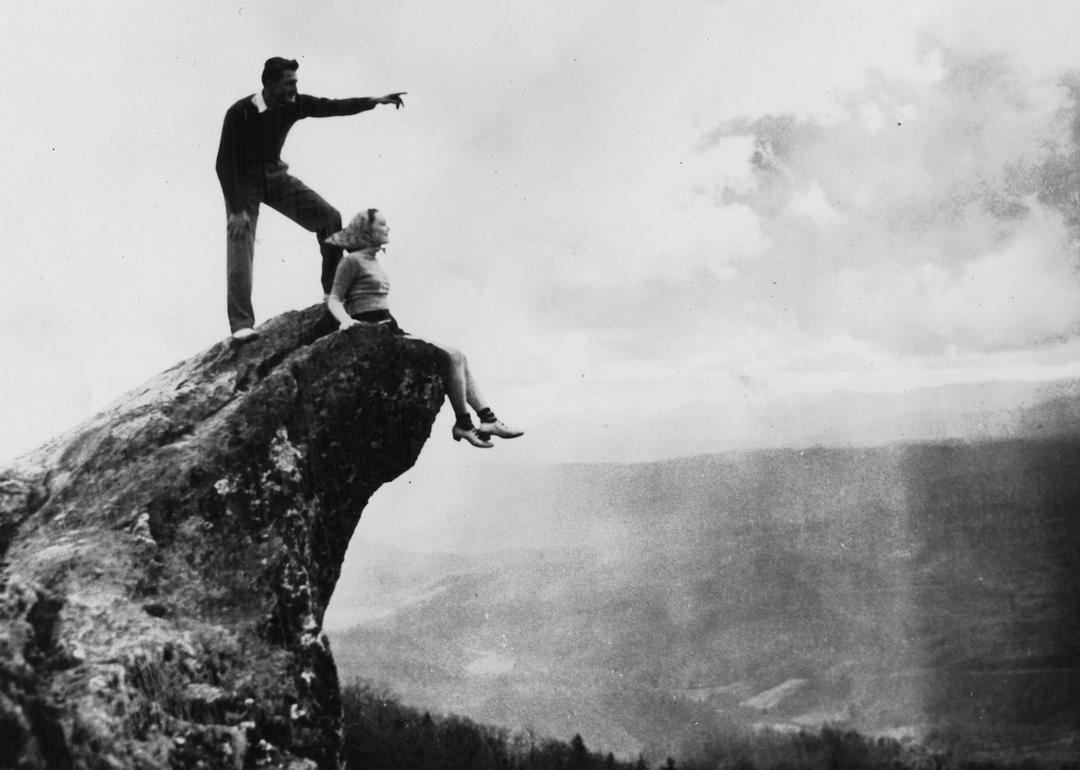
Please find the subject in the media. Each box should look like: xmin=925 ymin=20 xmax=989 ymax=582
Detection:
xmin=379 ymin=92 xmax=407 ymax=109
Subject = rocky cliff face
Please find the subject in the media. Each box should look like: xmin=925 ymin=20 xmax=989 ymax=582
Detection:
xmin=0 ymin=305 xmax=446 ymax=769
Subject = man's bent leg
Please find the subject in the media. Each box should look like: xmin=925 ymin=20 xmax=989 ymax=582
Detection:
xmin=264 ymin=173 xmax=343 ymax=294
xmin=318 ymin=214 xmax=345 ymax=295
xmin=226 ymin=206 xmax=260 ymax=332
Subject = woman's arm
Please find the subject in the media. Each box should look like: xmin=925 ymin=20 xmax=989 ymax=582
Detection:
xmin=327 ymin=257 xmax=359 ymax=329
xmin=327 ymin=295 xmax=357 ymax=329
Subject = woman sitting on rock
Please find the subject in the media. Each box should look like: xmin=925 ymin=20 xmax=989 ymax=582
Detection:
xmin=324 ymin=207 xmax=522 ymax=449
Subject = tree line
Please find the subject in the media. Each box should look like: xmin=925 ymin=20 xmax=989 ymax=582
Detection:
xmin=342 ymin=680 xmax=1070 ymax=770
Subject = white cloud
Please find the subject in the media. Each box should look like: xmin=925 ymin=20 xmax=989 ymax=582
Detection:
xmin=701 ymin=44 xmax=1080 ymax=359
xmin=786 ymin=183 xmax=846 ymax=225
xmin=923 ymin=202 xmax=1080 ymax=348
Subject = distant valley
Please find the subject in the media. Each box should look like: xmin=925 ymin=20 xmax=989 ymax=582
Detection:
xmin=328 ymin=388 xmax=1080 ymax=765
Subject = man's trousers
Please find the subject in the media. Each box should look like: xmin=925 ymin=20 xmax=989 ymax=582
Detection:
xmin=226 ymin=165 xmax=343 ymax=332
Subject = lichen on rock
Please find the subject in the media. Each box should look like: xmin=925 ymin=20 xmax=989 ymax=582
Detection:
xmin=0 ymin=305 xmax=447 ymax=769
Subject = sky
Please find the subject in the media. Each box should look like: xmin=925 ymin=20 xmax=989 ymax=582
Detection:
xmin=5 ymin=1 xmax=1080 ymax=482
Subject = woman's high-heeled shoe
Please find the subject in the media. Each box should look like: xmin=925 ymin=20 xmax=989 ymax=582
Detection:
xmin=478 ymin=420 xmax=523 ymax=439
xmin=452 ymin=425 xmax=494 ymax=448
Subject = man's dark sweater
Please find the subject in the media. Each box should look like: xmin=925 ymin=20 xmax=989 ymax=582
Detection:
xmin=215 ymin=93 xmax=378 ymax=214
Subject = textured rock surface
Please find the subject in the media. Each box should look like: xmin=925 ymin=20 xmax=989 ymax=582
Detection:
xmin=0 ymin=305 xmax=446 ymax=769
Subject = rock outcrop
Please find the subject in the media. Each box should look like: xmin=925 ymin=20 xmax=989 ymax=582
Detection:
xmin=0 ymin=305 xmax=447 ymax=769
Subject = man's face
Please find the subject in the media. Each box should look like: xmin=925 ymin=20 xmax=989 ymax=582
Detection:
xmin=265 ymin=70 xmax=298 ymax=107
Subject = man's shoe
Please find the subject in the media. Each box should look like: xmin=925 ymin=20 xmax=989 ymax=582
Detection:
xmin=478 ymin=420 xmax=523 ymax=439
xmin=231 ymin=327 xmax=259 ymax=342
xmin=452 ymin=426 xmax=494 ymax=448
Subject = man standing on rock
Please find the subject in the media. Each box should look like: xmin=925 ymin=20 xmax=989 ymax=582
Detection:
xmin=216 ymin=57 xmax=405 ymax=341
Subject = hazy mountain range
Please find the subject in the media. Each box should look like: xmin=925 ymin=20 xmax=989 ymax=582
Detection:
xmin=327 ymin=380 xmax=1080 ymax=765
xmin=522 ymin=377 xmax=1080 ymax=464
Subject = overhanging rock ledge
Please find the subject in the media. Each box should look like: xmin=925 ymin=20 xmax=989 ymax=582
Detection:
xmin=0 ymin=304 xmax=446 ymax=769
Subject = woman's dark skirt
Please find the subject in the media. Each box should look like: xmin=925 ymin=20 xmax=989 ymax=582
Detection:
xmin=349 ymin=309 xmax=407 ymax=336
xmin=314 ymin=308 xmax=408 ymax=337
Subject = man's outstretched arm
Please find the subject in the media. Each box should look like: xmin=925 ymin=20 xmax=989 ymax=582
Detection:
xmin=299 ymin=92 xmax=406 ymax=118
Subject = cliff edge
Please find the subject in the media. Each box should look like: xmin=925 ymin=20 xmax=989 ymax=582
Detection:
xmin=0 ymin=305 xmax=446 ymax=769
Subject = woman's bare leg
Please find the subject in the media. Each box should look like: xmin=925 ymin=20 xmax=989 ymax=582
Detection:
xmin=438 ymin=345 xmax=495 ymax=446
xmin=438 ymin=345 xmax=488 ymax=415
xmin=441 ymin=345 xmax=471 ymax=417
xmin=432 ymin=342 xmax=521 ymax=439
xmin=463 ymin=357 xmax=488 ymax=413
